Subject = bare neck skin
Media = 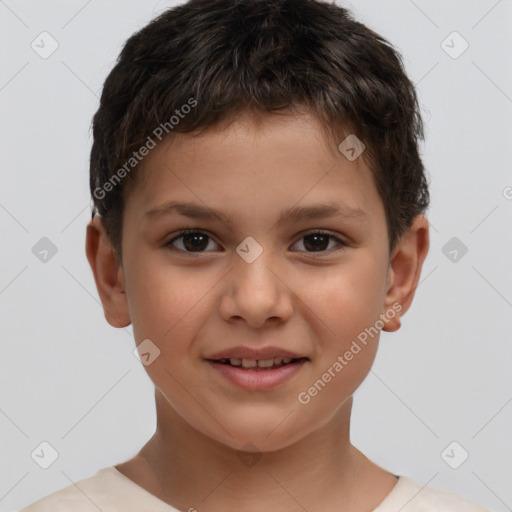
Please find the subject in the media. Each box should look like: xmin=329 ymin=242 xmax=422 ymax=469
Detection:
xmin=116 ymin=393 xmax=398 ymax=512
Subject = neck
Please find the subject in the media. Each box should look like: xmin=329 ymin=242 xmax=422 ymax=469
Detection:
xmin=117 ymin=390 xmax=396 ymax=512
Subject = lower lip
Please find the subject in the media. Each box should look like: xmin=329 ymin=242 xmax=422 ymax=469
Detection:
xmin=206 ymin=359 xmax=308 ymax=391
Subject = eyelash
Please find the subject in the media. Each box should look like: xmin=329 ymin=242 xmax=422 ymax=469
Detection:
xmin=165 ymin=229 xmax=349 ymax=256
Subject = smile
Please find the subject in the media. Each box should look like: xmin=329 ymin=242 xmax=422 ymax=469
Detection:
xmin=206 ymin=357 xmax=309 ymax=390
xmin=215 ymin=356 xmax=303 ymax=369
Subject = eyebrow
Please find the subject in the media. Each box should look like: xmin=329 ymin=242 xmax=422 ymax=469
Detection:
xmin=144 ymin=200 xmax=367 ymax=228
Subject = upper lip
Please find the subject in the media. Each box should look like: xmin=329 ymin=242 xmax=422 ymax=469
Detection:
xmin=206 ymin=346 xmax=308 ymax=361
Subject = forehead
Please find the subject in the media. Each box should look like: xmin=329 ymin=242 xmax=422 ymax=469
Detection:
xmin=124 ymin=111 xmax=385 ymax=230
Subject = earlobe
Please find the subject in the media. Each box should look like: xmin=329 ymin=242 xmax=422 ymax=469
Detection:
xmin=85 ymin=216 xmax=131 ymax=328
xmin=381 ymin=214 xmax=430 ymax=332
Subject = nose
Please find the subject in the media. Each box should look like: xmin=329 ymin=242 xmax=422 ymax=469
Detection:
xmin=218 ymin=245 xmax=294 ymax=329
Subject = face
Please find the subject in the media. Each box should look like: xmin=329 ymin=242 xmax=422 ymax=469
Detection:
xmin=95 ymin=111 xmax=420 ymax=452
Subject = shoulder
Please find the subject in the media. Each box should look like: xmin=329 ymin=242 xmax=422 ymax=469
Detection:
xmin=18 ymin=467 xmax=124 ymax=512
xmin=376 ymin=476 xmax=493 ymax=512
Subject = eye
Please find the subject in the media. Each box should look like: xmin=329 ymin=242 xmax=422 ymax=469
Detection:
xmin=290 ymin=230 xmax=348 ymax=255
xmin=166 ymin=229 xmax=348 ymax=255
xmin=166 ymin=230 xmax=220 ymax=253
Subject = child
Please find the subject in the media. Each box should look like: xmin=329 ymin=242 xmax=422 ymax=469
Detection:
xmin=21 ymin=0 xmax=492 ymax=510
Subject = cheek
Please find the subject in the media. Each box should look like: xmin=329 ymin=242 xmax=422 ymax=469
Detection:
xmin=302 ymin=255 xmax=386 ymax=345
xmin=296 ymin=264 xmax=384 ymax=415
xmin=126 ymin=260 xmax=214 ymax=346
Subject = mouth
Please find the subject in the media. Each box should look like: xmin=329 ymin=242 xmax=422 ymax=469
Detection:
xmin=208 ymin=356 xmax=309 ymax=370
xmin=205 ymin=356 xmax=310 ymax=391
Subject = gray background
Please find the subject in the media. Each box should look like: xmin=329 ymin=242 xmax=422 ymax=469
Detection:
xmin=1 ymin=1 xmax=511 ymax=510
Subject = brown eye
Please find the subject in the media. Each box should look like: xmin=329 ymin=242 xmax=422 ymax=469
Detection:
xmin=167 ymin=230 xmax=219 ymax=253
xmin=291 ymin=231 xmax=348 ymax=254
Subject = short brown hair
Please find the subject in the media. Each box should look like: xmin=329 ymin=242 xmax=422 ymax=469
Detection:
xmin=89 ymin=0 xmax=430 ymax=265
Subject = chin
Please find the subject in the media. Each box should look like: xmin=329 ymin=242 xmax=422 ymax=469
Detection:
xmin=225 ymin=432 xmax=302 ymax=454
xmin=201 ymin=413 xmax=310 ymax=454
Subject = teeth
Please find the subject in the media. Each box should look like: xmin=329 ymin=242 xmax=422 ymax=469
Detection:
xmin=226 ymin=357 xmax=296 ymax=368
xmin=257 ymin=358 xmax=275 ymax=368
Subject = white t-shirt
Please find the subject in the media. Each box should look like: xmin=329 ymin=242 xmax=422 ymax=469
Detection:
xmin=18 ymin=466 xmax=492 ymax=512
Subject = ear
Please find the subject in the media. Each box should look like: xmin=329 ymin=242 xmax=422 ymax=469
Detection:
xmin=85 ymin=215 xmax=131 ymax=328
xmin=381 ymin=214 xmax=430 ymax=332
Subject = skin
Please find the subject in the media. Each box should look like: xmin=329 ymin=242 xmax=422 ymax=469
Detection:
xmin=86 ymin=110 xmax=429 ymax=512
